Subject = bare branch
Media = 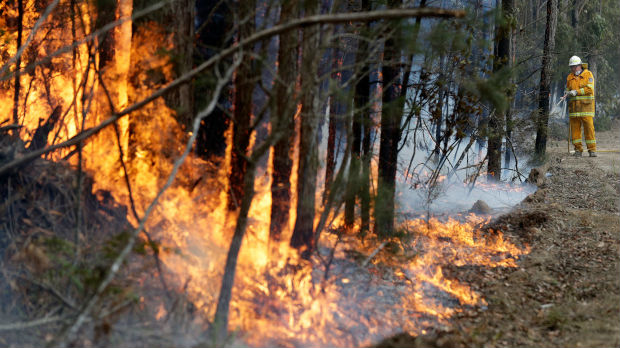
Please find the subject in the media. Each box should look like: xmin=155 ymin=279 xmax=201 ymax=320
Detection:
xmin=0 ymin=315 xmax=65 ymax=331
xmin=362 ymin=241 xmax=389 ymax=267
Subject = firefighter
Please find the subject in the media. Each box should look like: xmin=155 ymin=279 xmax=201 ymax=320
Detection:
xmin=563 ymin=55 xmax=596 ymax=157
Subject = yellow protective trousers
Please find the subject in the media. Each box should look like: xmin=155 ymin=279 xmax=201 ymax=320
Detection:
xmin=570 ymin=116 xmax=596 ymax=152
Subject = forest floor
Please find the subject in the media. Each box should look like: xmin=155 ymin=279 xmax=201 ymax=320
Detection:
xmin=376 ymin=121 xmax=620 ymax=348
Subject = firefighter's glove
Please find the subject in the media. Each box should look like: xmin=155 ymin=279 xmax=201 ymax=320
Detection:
xmin=569 ymin=90 xmax=578 ymax=96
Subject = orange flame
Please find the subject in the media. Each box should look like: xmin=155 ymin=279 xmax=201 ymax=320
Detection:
xmin=0 ymin=5 xmax=530 ymax=347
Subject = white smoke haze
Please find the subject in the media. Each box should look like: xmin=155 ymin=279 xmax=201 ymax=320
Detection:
xmin=394 ymin=118 xmax=537 ymax=217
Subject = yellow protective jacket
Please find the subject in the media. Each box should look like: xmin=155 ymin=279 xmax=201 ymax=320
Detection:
xmin=566 ymin=69 xmax=595 ymax=117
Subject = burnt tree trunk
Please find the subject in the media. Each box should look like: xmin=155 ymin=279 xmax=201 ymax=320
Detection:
xmin=228 ymin=0 xmax=256 ymax=211
xmin=534 ymin=0 xmax=557 ymax=156
xmin=269 ymin=0 xmax=298 ymax=242
xmin=290 ymin=0 xmax=320 ymax=259
xmin=375 ymin=0 xmax=402 ymax=238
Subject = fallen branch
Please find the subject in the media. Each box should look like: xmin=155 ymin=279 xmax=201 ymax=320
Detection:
xmin=362 ymin=241 xmax=388 ymax=267
xmin=0 ymin=315 xmax=65 ymax=331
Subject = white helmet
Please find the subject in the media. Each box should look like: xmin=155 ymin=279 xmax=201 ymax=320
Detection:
xmin=569 ymin=55 xmax=582 ymax=66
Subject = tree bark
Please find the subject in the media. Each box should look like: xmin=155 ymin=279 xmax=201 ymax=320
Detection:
xmin=344 ymin=93 xmax=362 ymax=228
xmin=115 ymin=0 xmax=133 ymax=163
xmin=165 ymin=0 xmax=195 ymax=128
xmin=344 ymin=40 xmax=361 ymax=228
xmin=228 ymin=0 xmax=256 ymax=211
xmin=194 ymin=1 xmax=232 ymax=159
xmin=290 ymin=0 xmax=320 ymax=259
xmin=534 ymin=0 xmax=557 ymax=156
xmin=214 ymin=159 xmax=258 ymax=346
xmin=488 ymin=0 xmax=513 ymax=180
xmin=375 ymin=0 xmax=402 ymax=238
xmin=358 ymin=0 xmax=372 ymax=237
xmin=269 ymin=0 xmax=298 ymax=242
xmin=12 ymin=0 xmax=24 ymax=125
xmin=324 ymin=50 xmax=340 ymax=204
xmin=96 ymin=0 xmax=118 ymax=71
xmin=505 ymin=19 xmax=516 ymax=166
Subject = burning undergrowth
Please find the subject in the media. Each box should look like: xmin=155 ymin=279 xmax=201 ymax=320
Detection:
xmin=171 ymin=198 xmax=531 ymax=347
xmin=0 ymin=127 xmax=532 ymax=347
xmin=0 ymin=5 xmax=535 ymax=347
xmin=0 ymin=132 xmax=194 ymax=347
xmin=0 ymin=128 xmax=533 ymax=348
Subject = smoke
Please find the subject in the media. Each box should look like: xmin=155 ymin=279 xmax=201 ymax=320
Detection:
xmin=395 ymin=129 xmax=537 ymax=216
xmin=397 ymin=174 xmax=536 ymax=215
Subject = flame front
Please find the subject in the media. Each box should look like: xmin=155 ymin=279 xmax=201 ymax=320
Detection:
xmin=0 ymin=3 xmax=529 ymax=347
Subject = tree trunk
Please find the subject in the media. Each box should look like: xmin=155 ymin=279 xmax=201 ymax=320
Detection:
xmin=93 ymin=0 xmax=132 ymax=163
xmin=228 ymin=0 xmax=256 ymax=211
xmin=488 ymin=0 xmax=513 ymax=180
xmin=213 ymin=159 xmax=258 ymax=346
xmin=534 ymin=0 xmax=557 ymax=156
xmin=375 ymin=0 xmax=402 ymax=238
xmin=115 ymin=0 xmax=133 ymax=163
xmin=358 ymin=0 xmax=372 ymax=236
xmin=96 ymin=0 xmax=118 ymax=71
xmin=505 ymin=19 xmax=516 ymax=166
xmin=12 ymin=0 xmax=24 ymax=125
xmin=324 ymin=50 xmax=340 ymax=204
xmin=290 ymin=0 xmax=320 ymax=259
xmin=270 ymin=0 xmax=298 ymax=242
xmin=194 ymin=1 xmax=232 ymax=159
xmin=344 ymin=31 xmax=362 ymax=227
xmin=343 ymin=97 xmax=361 ymax=228
xmin=571 ymin=0 xmax=580 ymax=28
xmin=165 ymin=0 xmax=195 ymax=128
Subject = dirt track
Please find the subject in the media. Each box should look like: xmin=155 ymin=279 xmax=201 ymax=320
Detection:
xmin=376 ymin=122 xmax=620 ymax=348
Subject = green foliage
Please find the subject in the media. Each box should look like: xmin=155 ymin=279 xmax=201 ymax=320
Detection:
xmin=102 ymin=230 xmax=150 ymax=261
xmin=461 ymin=67 xmax=512 ymax=115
